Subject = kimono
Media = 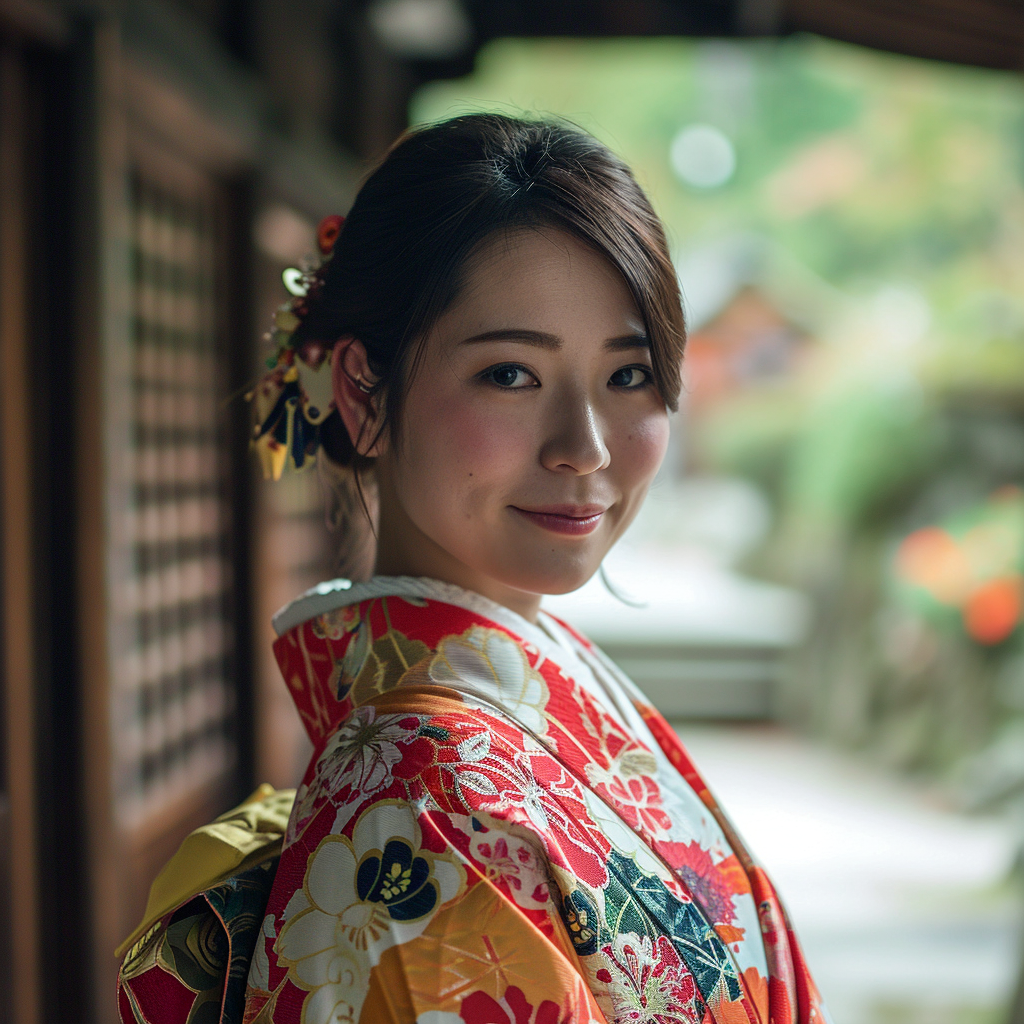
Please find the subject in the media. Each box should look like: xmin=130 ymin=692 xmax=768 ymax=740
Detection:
xmin=118 ymin=575 xmax=829 ymax=1024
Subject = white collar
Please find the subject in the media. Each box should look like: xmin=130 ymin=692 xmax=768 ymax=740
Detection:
xmin=272 ymin=573 xmax=596 ymax=685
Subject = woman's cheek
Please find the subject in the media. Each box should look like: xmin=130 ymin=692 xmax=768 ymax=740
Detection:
xmin=617 ymin=410 xmax=670 ymax=485
xmin=432 ymin=400 xmax=535 ymax=473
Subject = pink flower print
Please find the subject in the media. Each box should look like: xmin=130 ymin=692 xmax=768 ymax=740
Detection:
xmin=603 ymin=774 xmax=673 ymax=839
xmin=468 ymin=825 xmax=551 ymax=910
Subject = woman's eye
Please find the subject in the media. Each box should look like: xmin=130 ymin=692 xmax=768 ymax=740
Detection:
xmin=609 ymin=366 xmax=652 ymax=388
xmin=483 ymin=364 xmax=536 ymax=389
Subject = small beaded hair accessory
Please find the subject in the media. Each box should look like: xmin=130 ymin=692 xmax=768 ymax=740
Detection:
xmin=247 ymin=214 xmax=344 ymax=480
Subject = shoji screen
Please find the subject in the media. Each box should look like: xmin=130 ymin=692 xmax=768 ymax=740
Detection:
xmin=113 ymin=158 xmax=238 ymax=826
xmin=80 ymin=43 xmax=255 ymax=1021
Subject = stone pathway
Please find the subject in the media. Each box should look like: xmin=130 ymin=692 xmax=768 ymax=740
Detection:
xmin=676 ymin=723 xmax=1023 ymax=1024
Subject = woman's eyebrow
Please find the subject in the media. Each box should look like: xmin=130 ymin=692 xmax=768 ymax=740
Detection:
xmin=459 ymin=329 xmax=650 ymax=350
xmin=460 ymin=328 xmax=560 ymax=348
xmin=606 ymin=333 xmax=650 ymax=351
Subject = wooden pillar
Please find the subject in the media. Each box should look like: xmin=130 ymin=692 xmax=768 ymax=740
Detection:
xmin=76 ymin=19 xmax=127 ymax=1021
xmin=0 ymin=39 xmax=41 ymax=1024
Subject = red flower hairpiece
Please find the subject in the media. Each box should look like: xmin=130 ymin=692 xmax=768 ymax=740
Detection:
xmin=246 ymin=214 xmax=347 ymax=480
xmin=317 ymin=214 xmax=345 ymax=254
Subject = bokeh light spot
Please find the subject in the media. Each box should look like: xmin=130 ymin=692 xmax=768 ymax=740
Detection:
xmin=895 ymin=527 xmax=971 ymax=605
xmin=669 ymin=124 xmax=736 ymax=189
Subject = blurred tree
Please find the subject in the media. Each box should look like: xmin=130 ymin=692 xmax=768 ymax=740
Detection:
xmin=414 ymin=34 xmax=1024 ymax=340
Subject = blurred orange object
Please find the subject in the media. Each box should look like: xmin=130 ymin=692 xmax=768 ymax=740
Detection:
xmin=895 ymin=526 xmax=972 ymax=605
xmin=963 ymin=575 xmax=1023 ymax=644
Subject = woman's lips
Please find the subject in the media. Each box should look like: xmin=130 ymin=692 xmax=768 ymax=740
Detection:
xmin=510 ymin=504 xmax=607 ymax=536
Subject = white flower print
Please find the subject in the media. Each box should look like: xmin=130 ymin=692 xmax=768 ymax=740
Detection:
xmin=316 ymin=706 xmax=418 ymax=798
xmin=287 ymin=781 xmax=319 ymax=846
xmin=283 ymin=886 xmax=310 ymax=921
xmin=517 ymin=775 xmax=551 ymax=833
xmin=275 ymin=801 xmax=465 ymax=1024
xmin=579 ymin=789 xmax=680 ymax=899
xmin=585 ymin=749 xmax=673 ymax=842
xmin=584 ymin=748 xmax=658 ymax=792
xmin=429 ymin=626 xmax=550 ymax=736
xmin=581 ymin=788 xmax=649 ymax=863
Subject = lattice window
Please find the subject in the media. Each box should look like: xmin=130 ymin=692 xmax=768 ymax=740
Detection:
xmin=113 ymin=166 xmax=236 ymax=822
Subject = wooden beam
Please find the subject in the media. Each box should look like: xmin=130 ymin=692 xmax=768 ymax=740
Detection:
xmin=788 ymin=0 xmax=1024 ymax=71
xmin=122 ymin=56 xmax=255 ymax=176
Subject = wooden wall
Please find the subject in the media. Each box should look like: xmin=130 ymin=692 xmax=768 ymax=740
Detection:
xmin=0 ymin=4 xmax=349 ymax=1018
xmin=72 ymin=23 xmax=260 ymax=1019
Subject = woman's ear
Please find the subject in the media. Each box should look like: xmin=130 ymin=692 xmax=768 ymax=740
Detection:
xmin=331 ymin=338 xmax=384 ymax=457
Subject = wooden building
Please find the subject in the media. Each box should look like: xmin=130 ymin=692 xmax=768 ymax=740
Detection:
xmin=0 ymin=1 xmax=1021 ymax=1022
xmin=0 ymin=4 xmax=354 ymax=1021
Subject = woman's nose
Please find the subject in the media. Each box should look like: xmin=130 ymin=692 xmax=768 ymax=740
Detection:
xmin=538 ymin=391 xmax=611 ymax=474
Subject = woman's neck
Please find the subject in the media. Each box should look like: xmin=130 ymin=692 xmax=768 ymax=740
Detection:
xmin=373 ymin=478 xmax=543 ymax=623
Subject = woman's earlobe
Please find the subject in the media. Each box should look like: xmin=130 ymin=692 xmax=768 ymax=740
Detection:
xmin=331 ymin=337 xmax=383 ymax=457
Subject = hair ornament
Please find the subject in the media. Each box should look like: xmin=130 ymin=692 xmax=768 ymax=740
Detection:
xmin=247 ymin=214 xmax=345 ymax=480
xmin=317 ymin=214 xmax=345 ymax=254
xmin=281 ymin=267 xmax=307 ymax=296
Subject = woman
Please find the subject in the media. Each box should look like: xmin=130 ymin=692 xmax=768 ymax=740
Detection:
xmin=117 ymin=114 xmax=828 ymax=1024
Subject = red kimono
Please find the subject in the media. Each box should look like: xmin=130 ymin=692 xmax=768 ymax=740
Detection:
xmin=118 ymin=576 xmax=829 ymax=1024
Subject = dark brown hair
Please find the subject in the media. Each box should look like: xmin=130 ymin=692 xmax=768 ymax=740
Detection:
xmin=294 ymin=112 xmax=686 ymax=471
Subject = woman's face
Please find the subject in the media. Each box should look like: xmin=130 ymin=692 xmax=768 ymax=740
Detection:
xmin=372 ymin=226 xmax=673 ymax=619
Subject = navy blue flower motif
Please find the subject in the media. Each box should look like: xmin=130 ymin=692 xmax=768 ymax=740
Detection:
xmin=357 ymin=838 xmax=438 ymax=921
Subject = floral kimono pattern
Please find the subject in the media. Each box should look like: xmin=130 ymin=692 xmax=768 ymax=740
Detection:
xmin=120 ymin=576 xmax=830 ymax=1024
xmin=254 ymin=576 xmax=830 ymax=1024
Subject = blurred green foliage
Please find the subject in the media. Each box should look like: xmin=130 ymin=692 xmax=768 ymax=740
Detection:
xmin=414 ymin=35 xmax=1024 ymax=344
xmin=784 ymin=382 xmax=942 ymax=529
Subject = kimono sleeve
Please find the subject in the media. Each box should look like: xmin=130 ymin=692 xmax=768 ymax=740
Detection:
xmin=246 ymin=798 xmax=607 ymax=1024
xmin=118 ymin=859 xmax=279 ymax=1024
